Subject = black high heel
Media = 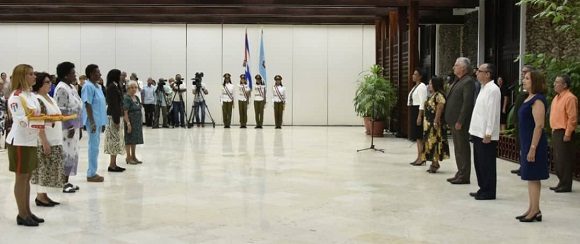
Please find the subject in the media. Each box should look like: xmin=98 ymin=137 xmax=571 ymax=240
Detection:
xmin=16 ymin=215 xmax=39 ymax=227
xmin=520 ymin=211 xmax=542 ymax=222
xmin=426 ymin=164 xmax=440 ymax=173
xmin=35 ymin=198 xmax=55 ymax=207
xmin=31 ymin=214 xmax=45 ymax=223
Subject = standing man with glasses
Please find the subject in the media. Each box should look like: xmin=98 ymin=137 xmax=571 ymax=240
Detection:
xmin=469 ymin=63 xmax=501 ymax=200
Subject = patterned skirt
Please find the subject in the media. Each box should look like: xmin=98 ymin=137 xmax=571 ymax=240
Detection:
xmin=62 ymin=128 xmax=80 ymax=176
xmin=31 ymin=145 xmax=65 ymax=188
xmin=104 ymin=116 xmax=125 ymax=155
xmin=422 ymin=121 xmax=450 ymax=162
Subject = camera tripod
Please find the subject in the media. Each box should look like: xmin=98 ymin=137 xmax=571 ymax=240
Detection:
xmin=187 ymin=89 xmax=216 ymax=128
xmin=169 ymin=83 xmax=188 ymax=128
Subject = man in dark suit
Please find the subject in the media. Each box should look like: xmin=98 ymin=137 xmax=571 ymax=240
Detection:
xmin=445 ymin=57 xmax=475 ymax=184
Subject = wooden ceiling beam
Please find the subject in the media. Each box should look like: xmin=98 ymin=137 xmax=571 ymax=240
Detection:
xmin=0 ymin=0 xmax=478 ymax=8
xmin=0 ymin=14 xmax=377 ymax=24
xmin=0 ymin=5 xmax=392 ymax=16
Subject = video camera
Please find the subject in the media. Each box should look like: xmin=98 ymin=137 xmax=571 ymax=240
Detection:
xmin=175 ymin=77 xmax=184 ymax=86
xmin=192 ymin=72 xmax=204 ymax=90
xmin=157 ymin=78 xmax=167 ymax=92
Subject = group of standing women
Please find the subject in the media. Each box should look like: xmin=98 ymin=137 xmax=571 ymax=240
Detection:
xmin=4 ymin=62 xmax=144 ymax=227
xmin=6 ymin=63 xmax=80 ymax=226
xmin=220 ymin=73 xmax=286 ymax=129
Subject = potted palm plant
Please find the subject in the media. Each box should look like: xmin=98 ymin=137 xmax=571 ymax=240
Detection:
xmin=354 ymin=65 xmax=397 ymax=137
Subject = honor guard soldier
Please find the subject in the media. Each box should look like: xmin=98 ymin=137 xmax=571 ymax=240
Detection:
xmin=273 ymin=75 xmax=286 ymax=129
xmin=253 ymin=74 xmax=266 ymax=129
xmin=238 ymin=74 xmax=251 ymax=128
xmin=221 ymin=73 xmax=234 ymax=128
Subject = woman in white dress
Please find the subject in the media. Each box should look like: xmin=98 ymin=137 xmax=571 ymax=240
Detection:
xmin=54 ymin=62 xmax=83 ymax=193
xmin=30 ymin=72 xmax=66 ymax=207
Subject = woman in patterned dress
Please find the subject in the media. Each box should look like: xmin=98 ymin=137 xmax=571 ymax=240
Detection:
xmin=422 ymin=76 xmax=450 ymax=173
xmin=30 ymin=72 xmax=66 ymax=207
xmin=55 ymin=62 xmax=83 ymax=193
xmin=104 ymin=69 xmax=126 ymax=172
xmin=123 ymin=81 xmax=144 ymax=164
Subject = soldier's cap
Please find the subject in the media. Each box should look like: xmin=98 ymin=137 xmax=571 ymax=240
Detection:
xmin=274 ymin=75 xmax=283 ymax=80
xmin=223 ymin=73 xmax=231 ymax=78
xmin=240 ymin=74 xmax=246 ymax=78
xmin=255 ymin=74 xmax=262 ymax=79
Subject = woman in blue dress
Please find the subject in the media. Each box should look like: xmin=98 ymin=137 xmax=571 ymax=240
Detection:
xmin=516 ymin=70 xmax=549 ymax=223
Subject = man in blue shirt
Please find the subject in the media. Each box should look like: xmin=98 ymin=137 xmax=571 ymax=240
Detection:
xmin=141 ymin=78 xmax=156 ymax=127
xmin=82 ymin=64 xmax=107 ymax=182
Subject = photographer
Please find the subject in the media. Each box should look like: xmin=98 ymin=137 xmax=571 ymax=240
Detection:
xmin=171 ymin=74 xmax=187 ymax=128
xmin=192 ymin=73 xmax=208 ymax=127
xmin=153 ymin=78 xmax=171 ymax=128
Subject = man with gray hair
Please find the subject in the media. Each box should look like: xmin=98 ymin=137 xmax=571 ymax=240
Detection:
xmin=445 ymin=57 xmax=476 ymax=184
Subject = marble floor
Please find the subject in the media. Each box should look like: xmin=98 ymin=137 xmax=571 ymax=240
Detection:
xmin=0 ymin=126 xmax=579 ymax=244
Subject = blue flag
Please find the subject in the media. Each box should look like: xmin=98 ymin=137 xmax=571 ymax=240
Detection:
xmin=243 ymin=29 xmax=253 ymax=89
xmin=259 ymin=29 xmax=267 ymax=88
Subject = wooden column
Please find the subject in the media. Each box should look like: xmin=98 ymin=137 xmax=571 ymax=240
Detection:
xmin=388 ymin=10 xmax=398 ymax=87
xmin=375 ymin=18 xmax=382 ymax=66
xmin=408 ymin=0 xmax=419 ymax=87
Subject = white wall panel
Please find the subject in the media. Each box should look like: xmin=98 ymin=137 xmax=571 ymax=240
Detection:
xmin=80 ymin=24 xmax=116 ymax=79
xmin=48 ymin=23 xmax=81 ymax=75
xmin=186 ymin=24 xmax=223 ymax=124
xmin=1 ymin=23 xmax=374 ymax=126
xmin=363 ymin=25 xmax=376 ymax=73
xmin=151 ymin=25 xmax=187 ymax=83
xmin=116 ymin=24 xmax=151 ymax=82
xmin=260 ymin=25 xmax=293 ymax=126
xmin=292 ymin=26 xmax=328 ymax=125
xmin=0 ymin=24 xmax=18 ymax=75
xmin=16 ymin=24 xmax=49 ymax=72
xmin=327 ymin=26 xmax=363 ymax=125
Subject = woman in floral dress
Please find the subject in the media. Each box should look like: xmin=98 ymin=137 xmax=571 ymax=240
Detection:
xmin=422 ymin=76 xmax=450 ymax=173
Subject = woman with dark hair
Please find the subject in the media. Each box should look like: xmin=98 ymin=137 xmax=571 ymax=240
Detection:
xmin=82 ymin=64 xmax=107 ymax=182
xmin=253 ymin=74 xmax=266 ymax=129
xmin=104 ymin=69 xmax=126 ymax=172
xmin=221 ymin=73 xmax=234 ymax=128
xmin=55 ymin=61 xmax=83 ymax=193
xmin=273 ymin=75 xmax=286 ymax=129
xmin=516 ymin=70 xmax=549 ymax=222
xmin=31 ymin=72 xmax=66 ymax=207
xmin=422 ymin=76 xmax=450 ymax=173
xmin=6 ymin=64 xmax=49 ymax=226
xmin=409 ymin=68 xmax=428 ymax=166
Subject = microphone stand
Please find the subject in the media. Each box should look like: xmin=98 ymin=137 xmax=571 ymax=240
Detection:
xmin=357 ymin=101 xmax=384 ymax=153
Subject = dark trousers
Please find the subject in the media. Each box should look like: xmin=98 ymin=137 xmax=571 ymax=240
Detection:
xmin=238 ymin=101 xmax=248 ymax=126
xmin=153 ymin=105 xmax=168 ymax=127
xmin=274 ymin=102 xmax=284 ymax=127
xmin=222 ymin=102 xmax=233 ymax=127
xmin=254 ymin=100 xmax=265 ymax=126
xmin=194 ymin=101 xmax=206 ymax=124
xmin=143 ymin=104 xmax=155 ymax=126
xmin=473 ymin=136 xmax=497 ymax=197
xmin=172 ymin=101 xmax=185 ymax=127
xmin=451 ymin=126 xmax=471 ymax=181
xmin=553 ymin=130 xmax=575 ymax=190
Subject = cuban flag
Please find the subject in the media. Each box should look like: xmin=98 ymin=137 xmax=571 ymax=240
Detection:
xmin=259 ymin=29 xmax=267 ymax=88
xmin=243 ymin=29 xmax=253 ymax=89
